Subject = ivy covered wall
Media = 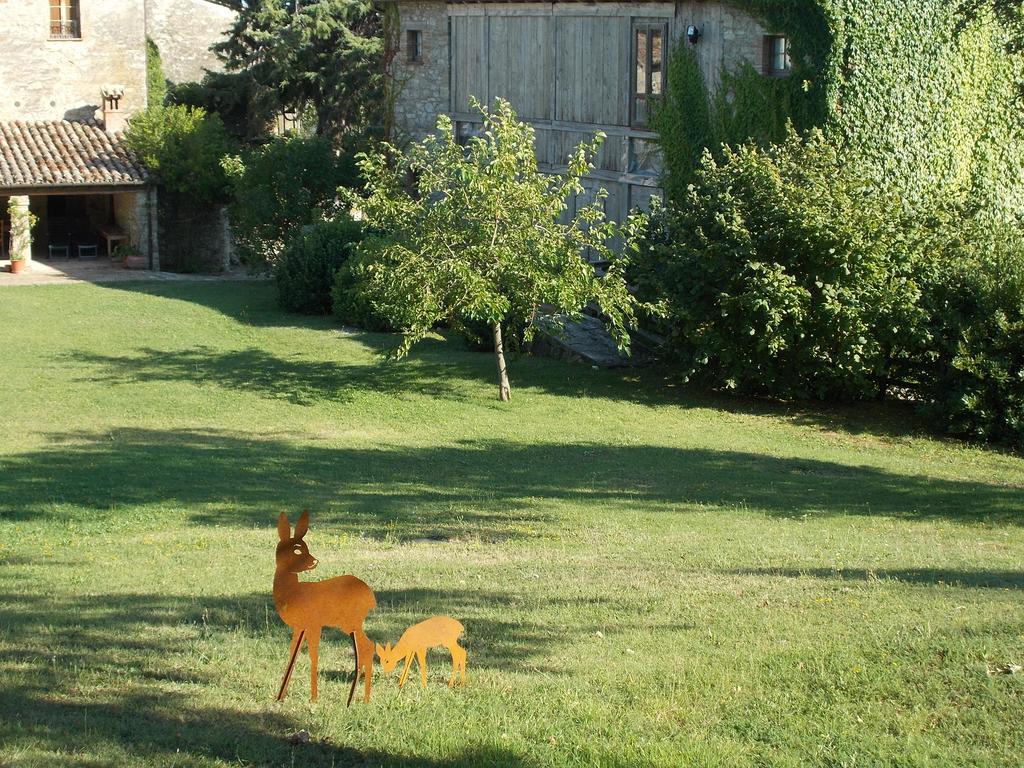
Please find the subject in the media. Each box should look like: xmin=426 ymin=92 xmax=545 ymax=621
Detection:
xmin=823 ymin=0 xmax=1023 ymax=215
xmin=660 ymin=0 xmax=1024 ymax=218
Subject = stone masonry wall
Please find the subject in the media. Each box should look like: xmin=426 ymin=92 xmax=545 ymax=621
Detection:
xmin=390 ymin=1 xmax=450 ymax=142
xmin=0 ymin=0 xmax=148 ymax=122
xmin=676 ymin=1 xmax=770 ymax=94
xmin=113 ymin=190 xmax=158 ymax=266
xmin=146 ymin=0 xmax=236 ymax=85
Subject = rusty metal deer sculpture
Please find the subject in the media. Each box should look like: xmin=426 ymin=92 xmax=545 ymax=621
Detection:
xmin=376 ymin=616 xmax=467 ymax=689
xmin=273 ymin=511 xmax=376 ymax=705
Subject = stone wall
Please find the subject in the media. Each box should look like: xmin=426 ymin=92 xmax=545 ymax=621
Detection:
xmin=114 ymin=190 xmax=158 ymax=267
xmin=0 ymin=0 xmax=149 ymax=122
xmin=675 ymin=1 xmax=770 ymax=93
xmin=390 ymin=1 xmax=450 ymax=142
xmin=146 ymin=0 xmax=236 ymax=85
xmin=157 ymin=193 xmax=229 ymax=273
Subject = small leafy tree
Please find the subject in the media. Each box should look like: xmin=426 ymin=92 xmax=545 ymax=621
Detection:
xmin=351 ymin=99 xmax=647 ymax=402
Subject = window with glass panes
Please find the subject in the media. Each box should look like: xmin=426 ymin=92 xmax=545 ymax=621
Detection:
xmin=49 ymin=0 xmax=81 ymax=39
xmin=407 ymin=29 xmax=423 ymax=63
xmin=632 ymin=22 xmax=667 ymax=127
xmin=764 ymin=35 xmax=791 ymax=76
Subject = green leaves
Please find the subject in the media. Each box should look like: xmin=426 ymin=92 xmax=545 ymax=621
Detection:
xmin=124 ymin=105 xmax=235 ymax=205
xmin=226 ymin=135 xmax=357 ymax=268
xmin=350 ymin=99 xmax=647 ymax=371
xmin=633 ymin=128 xmax=933 ymax=402
xmin=213 ymin=0 xmax=383 ymax=142
xmin=276 ymin=216 xmax=364 ymax=315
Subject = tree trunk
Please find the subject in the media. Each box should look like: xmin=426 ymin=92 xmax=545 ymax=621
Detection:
xmin=493 ymin=322 xmax=512 ymax=402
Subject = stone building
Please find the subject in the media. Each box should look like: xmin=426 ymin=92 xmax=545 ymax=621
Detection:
xmin=0 ymin=0 xmax=235 ymax=270
xmin=387 ymin=1 xmax=778 ymax=224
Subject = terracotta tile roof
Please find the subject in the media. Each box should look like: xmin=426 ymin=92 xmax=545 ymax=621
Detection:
xmin=0 ymin=119 xmax=149 ymax=191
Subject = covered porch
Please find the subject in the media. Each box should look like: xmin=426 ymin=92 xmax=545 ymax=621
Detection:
xmin=1 ymin=188 xmax=157 ymax=267
xmin=0 ymin=120 xmax=158 ymax=273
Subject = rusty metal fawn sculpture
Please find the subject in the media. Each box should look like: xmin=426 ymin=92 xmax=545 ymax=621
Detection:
xmin=274 ymin=511 xmax=376 ymax=706
xmin=376 ymin=616 xmax=467 ymax=689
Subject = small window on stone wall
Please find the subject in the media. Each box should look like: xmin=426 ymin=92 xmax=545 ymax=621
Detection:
xmin=764 ymin=35 xmax=791 ymax=76
xmin=407 ymin=30 xmax=423 ymax=63
xmin=49 ymin=0 xmax=81 ymax=40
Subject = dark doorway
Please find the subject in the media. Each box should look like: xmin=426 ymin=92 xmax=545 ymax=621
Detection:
xmin=40 ymin=194 xmax=110 ymax=258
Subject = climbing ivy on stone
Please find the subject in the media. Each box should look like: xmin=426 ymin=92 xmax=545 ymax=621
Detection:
xmin=659 ymin=0 xmax=1024 ymax=218
xmin=146 ymin=38 xmax=167 ymax=109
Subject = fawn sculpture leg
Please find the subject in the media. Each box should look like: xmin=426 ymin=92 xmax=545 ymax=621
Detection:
xmin=277 ymin=628 xmax=305 ymax=701
xmin=398 ymin=653 xmax=414 ymax=688
xmin=346 ymin=632 xmax=360 ymax=708
xmin=448 ymin=644 xmax=466 ymax=687
xmin=418 ymin=649 xmax=428 ymax=688
xmin=307 ymin=627 xmax=322 ymax=702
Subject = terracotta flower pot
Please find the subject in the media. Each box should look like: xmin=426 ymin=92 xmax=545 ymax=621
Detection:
xmin=9 ymin=259 xmax=27 ymax=274
xmin=123 ymin=255 xmax=148 ymax=270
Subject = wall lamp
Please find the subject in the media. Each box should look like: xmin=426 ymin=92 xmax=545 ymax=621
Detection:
xmin=686 ymin=25 xmax=701 ymax=44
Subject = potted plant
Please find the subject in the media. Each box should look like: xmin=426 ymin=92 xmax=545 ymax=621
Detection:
xmin=119 ymin=244 xmax=147 ymax=270
xmin=110 ymin=243 xmax=131 ymax=265
xmin=8 ymin=251 xmax=27 ymax=274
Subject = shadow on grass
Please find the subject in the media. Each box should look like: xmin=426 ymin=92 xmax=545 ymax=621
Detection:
xmin=0 ymin=429 xmax=1021 ymax=529
xmin=2 ymin=686 xmax=539 ymax=767
xmin=726 ymin=567 xmax=1024 ymax=590
xmin=69 ymin=344 xmax=494 ymax=406
xmin=0 ymin=584 xmax=639 ymax=766
xmin=0 ymin=586 xmax=592 ymax=682
xmin=92 ymin=280 xmax=949 ymax=441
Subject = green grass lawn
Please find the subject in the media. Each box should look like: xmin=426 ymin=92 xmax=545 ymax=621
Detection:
xmin=1 ymin=280 xmax=1022 ymax=768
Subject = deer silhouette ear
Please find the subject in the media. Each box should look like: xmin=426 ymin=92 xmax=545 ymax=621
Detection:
xmin=277 ymin=512 xmax=291 ymax=542
xmin=375 ymin=643 xmax=384 ymax=656
xmin=294 ymin=510 xmax=310 ymax=539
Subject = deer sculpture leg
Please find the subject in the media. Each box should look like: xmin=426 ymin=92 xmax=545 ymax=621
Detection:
xmin=277 ymin=628 xmax=305 ymax=701
xmin=418 ymin=649 xmax=428 ymax=688
xmin=345 ymin=632 xmax=360 ymax=707
xmin=307 ymin=626 xmax=322 ymax=702
xmin=355 ymin=630 xmax=375 ymax=704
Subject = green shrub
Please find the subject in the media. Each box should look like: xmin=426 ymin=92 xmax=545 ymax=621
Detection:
xmin=167 ymin=72 xmax=265 ymax=142
xmin=224 ymin=136 xmax=358 ymax=268
xmin=330 ymin=245 xmax=394 ymax=332
xmin=123 ymin=105 xmax=234 ymax=205
xmin=637 ymin=126 xmax=1024 ymax=446
xmin=917 ymin=222 xmax=1024 ymax=445
xmin=633 ymin=129 xmax=932 ymax=401
xmin=276 ymin=216 xmax=363 ymax=315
